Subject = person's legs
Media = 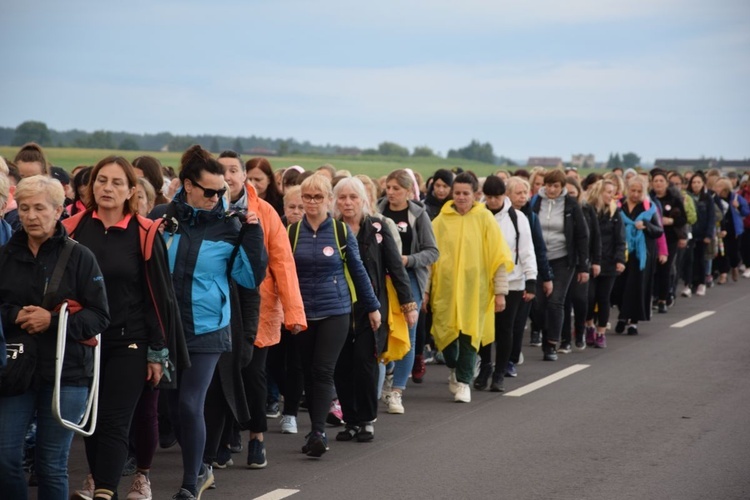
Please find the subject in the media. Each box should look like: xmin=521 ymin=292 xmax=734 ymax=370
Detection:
xmin=334 ymin=327 xmax=357 ymax=424
xmin=510 ymin=298 xmax=532 ymax=364
xmin=0 ymin=390 xmax=36 ymax=499
xmin=281 ymin=329 xmax=303 ymax=417
xmin=541 ymin=259 xmax=576 ymax=346
xmin=133 ymin=387 xmax=159 ymax=471
xmin=169 ymin=352 xmax=221 ymax=494
xmin=84 ymin=344 xmax=147 ymax=495
xmin=202 ymin=370 xmax=229 ymax=464
xmin=297 ymin=315 xmax=350 ymax=435
xmin=391 ymin=272 xmax=422 ymax=391
xmin=692 ymin=242 xmax=706 ymax=287
xmin=244 ymin=346 xmax=269 ymax=435
xmin=35 ymin=384 xmax=88 ymax=500
xmin=454 ymin=333 xmax=477 ymax=384
xmin=492 ymin=291 xmax=523 ymax=383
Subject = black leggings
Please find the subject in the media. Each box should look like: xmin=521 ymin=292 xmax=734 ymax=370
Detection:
xmin=479 ymin=291 xmax=524 ymax=377
xmin=510 ymin=297 xmax=532 ymax=364
xmin=562 ymin=279 xmax=589 ymax=343
xmin=268 ymin=328 xmax=304 ymax=417
xmin=297 ymin=315 xmax=350 ymax=434
xmin=586 ymin=275 xmax=616 ymax=328
xmin=654 ymin=239 xmax=678 ymax=301
xmin=84 ymin=343 xmax=147 ymax=492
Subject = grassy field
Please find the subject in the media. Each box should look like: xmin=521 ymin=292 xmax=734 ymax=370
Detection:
xmin=0 ymin=146 xmax=508 ymax=179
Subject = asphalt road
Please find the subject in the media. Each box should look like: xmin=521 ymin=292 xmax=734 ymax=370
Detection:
xmin=55 ymin=278 xmax=750 ymax=500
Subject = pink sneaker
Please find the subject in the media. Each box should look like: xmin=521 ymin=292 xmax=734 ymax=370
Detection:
xmin=594 ymin=333 xmax=607 ymax=349
xmin=326 ymin=399 xmax=344 ymax=426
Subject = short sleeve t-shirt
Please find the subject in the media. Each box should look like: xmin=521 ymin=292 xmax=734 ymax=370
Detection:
xmin=383 ymin=206 xmax=412 ymax=256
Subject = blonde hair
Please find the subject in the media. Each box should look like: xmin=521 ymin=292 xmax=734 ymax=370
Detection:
xmin=300 ymin=173 xmax=333 ymax=198
xmin=603 ymin=172 xmax=624 ymax=195
xmin=355 ymin=174 xmax=379 ymax=212
xmin=283 ymin=185 xmax=301 ymax=205
xmin=0 ymin=173 xmax=9 ymax=208
xmin=625 ymin=174 xmax=649 ymax=202
xmin=714 ymin=178 xmax=733 ymax=196
xmin=505 ymin=176 xmax=530 ymax=194
xmin=15 ymin=174 xmax=65 ymax=208
xmin=585 ymin=179 xmax=616 ymax=213
xmin=137 ymin=177 xmax=156 ymax=214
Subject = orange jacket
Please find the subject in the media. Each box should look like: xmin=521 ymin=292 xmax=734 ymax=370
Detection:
xmin=243 ymin=182 xmax=306 ymax=347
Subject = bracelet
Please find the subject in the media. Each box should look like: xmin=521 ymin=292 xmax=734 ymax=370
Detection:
xmin=400 ymin=302 xmax=418 ymax=313
xmin=147 ymin=347 xmax=173 ymax=383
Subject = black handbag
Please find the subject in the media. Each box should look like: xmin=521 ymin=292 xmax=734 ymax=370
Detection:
xmin=0 ymin=338 xmax=38 ymax=397
xmin=0 ymin=237 xmax=76 ymax=397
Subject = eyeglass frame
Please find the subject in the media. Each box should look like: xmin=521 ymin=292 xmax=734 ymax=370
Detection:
xmin=189 ymin=179 xmax=228 ymax=199
xmin=301 ymin=193 xmax=327 ymax=203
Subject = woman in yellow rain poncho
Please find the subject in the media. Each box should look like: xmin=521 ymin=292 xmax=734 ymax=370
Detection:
xmin=426 ymin=172 xmax=513 ymax=403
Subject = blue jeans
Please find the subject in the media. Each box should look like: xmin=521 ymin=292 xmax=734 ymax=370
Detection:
xmin=0 ymin=384 xmax=89 ymax=500
xmin=390 ymin=271 xmax=422 ymax=391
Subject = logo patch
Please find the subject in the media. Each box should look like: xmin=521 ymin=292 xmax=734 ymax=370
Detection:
xmin=372 ymin=221 xmax=382 ymax=231
xmin=375 ymin=233 xmax=383 ymax=244
xmin=323 ymin=246 xmax=335 ymax=257
xmin=397 ymin=221 xmax=408 ymax=233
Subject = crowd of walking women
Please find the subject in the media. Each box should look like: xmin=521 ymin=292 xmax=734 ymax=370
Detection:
xmin=1 ymin=142 xmax=749 ymax=500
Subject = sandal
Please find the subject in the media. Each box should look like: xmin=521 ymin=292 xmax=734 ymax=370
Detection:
xmin=335 ymin=425 xmax=360 ymax=442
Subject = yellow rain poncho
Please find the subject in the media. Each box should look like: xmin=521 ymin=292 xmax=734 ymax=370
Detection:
xmin=430 ymin=201 xmax=513 ymax=352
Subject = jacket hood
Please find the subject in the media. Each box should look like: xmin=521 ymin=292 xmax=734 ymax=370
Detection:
xmin=377 ymin=198 xmax=427 ymax=218
xmin=173 ymin=187 xmax=229 ymax=221
xmin=538 ymin=186 xmax=568 ymax=200
xmin=439 ymin=200 xmax=485 ymax=217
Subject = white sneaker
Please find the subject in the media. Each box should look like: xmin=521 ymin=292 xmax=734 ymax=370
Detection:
xmin=126 ymin=472 xmax=152 ymax=500
xmin=380 ymin=373 xmax=394 ymax=404
xmin=517 ymin=352 xmax=524 ymax=366
xmin=696 ymin=284 xmax=706 ymax=296
xmin=387 ymin=391 xmax=404 ymax=414
xmin=681 ymin=286 xmax=692 ymax=298
xmin=73 ymin=474 xmax=95 ymax=500
xmin=743 ymin=268 xmax=750 ymax=279
xmin=454 ymin=382 xmax=471 ymax=403
xmin=280 ymin=415 xmax=298 ymax=434
xmin=448 ymin=369 xmax=459 ymax=395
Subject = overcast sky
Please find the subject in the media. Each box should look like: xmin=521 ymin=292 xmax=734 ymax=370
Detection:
xmin=2 ymin=0 xmax=748 ymax=162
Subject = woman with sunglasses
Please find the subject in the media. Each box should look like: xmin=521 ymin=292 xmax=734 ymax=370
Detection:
xmin=149 ymin=145 xmax=267 ymax=500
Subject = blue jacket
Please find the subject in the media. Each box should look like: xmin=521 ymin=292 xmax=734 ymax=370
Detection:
xmin=293 ymin=215 xmax=380 ymax=319
xmin=150 ymin=189 xmax=267 ymax=353
xmin=719 ymin=192 xmax=750 ymax=237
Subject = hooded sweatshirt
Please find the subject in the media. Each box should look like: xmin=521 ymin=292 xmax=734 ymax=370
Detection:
xmin=538 ymin=186 xmax=568 ymax=261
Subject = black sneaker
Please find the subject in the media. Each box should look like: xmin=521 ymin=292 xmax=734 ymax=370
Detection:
xmin=657 ymin=302 xmax=668 ymax=314
xmin=543 ymin=344 xmax=558 ymax=361
xmin=558 ymin=342 xmax=572 ymax=354
xmin=265 ymin=402 xmax=281 ymax=419
xmin=211 ymin=446 xmax=234 ymax=469
xmin=530 ymin=331 xmax=542 ymax=347
xmin=473 ymin=363 xmax=492 ymax=391
xmin=489 ymin=372 xmax=505 ymax=392
xmin=172 ymin=488 xmax=196 ymax=499
xmin=246 ymin=439 xmax=267 ymax=469
xmin=229 ymin=425 xmax=242 ymax=453
xmin=195 ymin=464 xmax=214 ymax=499
xmin=627 ymin=325 xmax=639 ymax=336
xmin=666 ymin=294 xmax=675 ymax=307
xmin=615 ymin=320 xmax=627 ymax=334
xmin=356 ymin=422 xmax=374 ymax=442
xmin=304 ymin=431 xmax=329 ymax=458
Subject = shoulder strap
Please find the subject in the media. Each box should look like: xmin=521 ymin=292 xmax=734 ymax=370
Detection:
xmin=332 ymin=219 xmax=357 ymax=304
xmin=287 ymin=221 xmax=302 ymax=253
xmin=41 ymin=237 xmax=77 ymax=310
xmin=508 ymin=207 xmax=520 ymax=264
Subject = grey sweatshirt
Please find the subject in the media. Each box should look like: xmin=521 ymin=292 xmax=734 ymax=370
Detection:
xmin=539 ymin=187 xmax=568 ymax=261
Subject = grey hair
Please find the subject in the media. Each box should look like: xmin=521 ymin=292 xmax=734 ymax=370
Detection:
xmin=15 ymin=174 xmax=65 ymax=208
xmin=332 ymin=176 xmax=371 ymax=218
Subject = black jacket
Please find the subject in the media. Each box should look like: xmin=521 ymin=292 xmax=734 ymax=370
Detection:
xmin=532 ymin=194 xmax=590 ymax=273
xmin=0 ymin=223 xmax=110 ymax=387
xmin=596 ymin=205 xmax=626 ymax=276
xmin=653 ymin=187 xmax=688 ymax=242
xmin=582 ymin=203 xmax=602 ymax=268
xmin=354 ymin=215 xmax=413 ymax=353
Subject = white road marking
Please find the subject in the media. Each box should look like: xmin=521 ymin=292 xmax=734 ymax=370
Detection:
xmin=254 ymin=489 xmax=300 ymax=500
xmin=504 ymin=364 xmax=590 ymax=397
xmin=670 ymin=311 xmax=715 ymax=328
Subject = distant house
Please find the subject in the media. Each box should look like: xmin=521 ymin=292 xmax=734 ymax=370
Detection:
xmin=248 ymin=147 xmax=277 ymax=156
xmin=527 ymin=157 xmax=564 ymax=169
xmin=160 ymin=144 xmax=170 ymax=152
xmin=716 ymin=159 xmax=750 ymax=171
xmin=571 ymin=154 xmax=595 ymax=169
xmin=654 ymin=158 xmax=715 ymax=170
xmin=335 ymin=147 xmax=362 ymax=156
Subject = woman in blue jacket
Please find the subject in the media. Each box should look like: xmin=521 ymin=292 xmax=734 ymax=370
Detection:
xmin=149 ymin=145 xmax=267 ymax=500
xmin=290 ymin=174 xmax=381 ymax=458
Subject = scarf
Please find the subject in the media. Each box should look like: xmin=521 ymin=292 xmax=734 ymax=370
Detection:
xmin=620 ymin=201 xmax=657 ymax=270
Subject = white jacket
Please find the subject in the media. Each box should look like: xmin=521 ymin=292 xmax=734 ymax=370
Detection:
xmin=493 ymin=197 xmax=538 ymax=292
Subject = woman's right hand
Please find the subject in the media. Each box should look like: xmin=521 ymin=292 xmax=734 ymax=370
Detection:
xmin=635 ymin=220 xmax=645 ymax=230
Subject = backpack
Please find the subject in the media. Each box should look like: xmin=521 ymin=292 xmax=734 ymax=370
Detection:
xmin=507 ymin=206 xmax=520 ymax=265
xmin=288 ymin=218 xmax=357 ymax=304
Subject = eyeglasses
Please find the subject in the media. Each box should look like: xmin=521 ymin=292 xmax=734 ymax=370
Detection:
xmin=191 ymin=179 xmax=227 ymax=199
xmin=302 ymin=194 xmax=326 ymax=203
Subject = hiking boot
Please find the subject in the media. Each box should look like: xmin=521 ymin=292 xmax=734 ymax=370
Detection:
xmin=412 ymin=354 xmax=426 ymax=383
xmin=246 ymin=439 xmax=267 ymax=469
xmin=489 ymin=372 xmax=505 ymax=393
xmin=126 ymin=472 xmax=152 ymax=500
xmin=473 ymin=363 xmax=492 ymax=391
xmin=280 ymin=415 xmax=298 ymax=434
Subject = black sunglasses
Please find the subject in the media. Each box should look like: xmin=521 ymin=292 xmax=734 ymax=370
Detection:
xmin=191 ymin=179 xmax=227 ymax=199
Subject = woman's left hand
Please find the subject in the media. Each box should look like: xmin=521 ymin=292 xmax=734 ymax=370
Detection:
xmin=16 ymin=305 xmax=51 ymax=334
xmin=146 ymin=362 xmax=163 ymax=387
xmin=591 ymin=265 xmax=601 ymax=278
xmin=494 ymin=294 xmax=506 ymax=313
xmin=245 ymin=211 xmax=259 ymax=224
xmin=658 ymin=254 xmax=668 ymax=264
xmin=404 ymin=309 xmax=418 ymax=328
xmin=368 ymin=310 xmax=382 ymax=331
